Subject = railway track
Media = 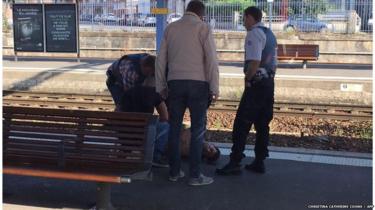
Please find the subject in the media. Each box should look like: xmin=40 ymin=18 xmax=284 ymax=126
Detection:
xmin=3 ymin=90 xmax=372 ymax=121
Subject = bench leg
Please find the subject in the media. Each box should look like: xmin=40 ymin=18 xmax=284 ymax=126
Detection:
xmin=302 ymin=60 xmax=307 ymax=69
xmin=96 ymin=182 xmax=115 ymax=210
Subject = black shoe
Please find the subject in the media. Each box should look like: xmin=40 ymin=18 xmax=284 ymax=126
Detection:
xmin=216 ymin=162 xmax=242 ymax=175
xmin=152 ymin=156 xmax=169 ymax=168
xmin=245 ymin=160 xmax=265 ymax=174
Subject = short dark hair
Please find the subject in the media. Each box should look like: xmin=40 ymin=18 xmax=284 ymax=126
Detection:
xmin=142 ymin=55 xmax=156 ymax=69
xmin=186 ymin=0 xmax=205 ymax=17
xmin=244 ymin=6 xmax=262 ymax=22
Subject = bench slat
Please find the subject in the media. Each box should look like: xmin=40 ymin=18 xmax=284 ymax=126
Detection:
xmin=6 ymin=134 xmax=144 ymax=146
xmin=6 ymin=151 xmax=144 ymax=165
xmin=64 ymin=154 xmax=143 ymax=163
xmin=5 ymin=114 xmax=150 ymax=127
xmin=84 ymin=125 xmax=146 ymax=133
xmin=6 ymin=148 xmax=59 ymax=157
xmin=79 ymin=130 xmax=145 ymax=140
xmin=8 ymin=132 xmax=77 ymax=141
xmin=3 ymin=106 xmax=157 ymax=183
xmin=6 ymin=142 xmax=144 ymax=158
xmin=5 ymin=114 xmax=80 ymax=123
xmin=4 ymin=106 xmax=153 ymax=122
xmin=7 ymin=121 xmax=146 ymax=135
xmin=277 ymin=57 xmax=318 ymax=61
xmin=7 ymin=125 xmax=146 ymax=140
xmin=4 ymin=155 xmax=58 ymax=165
xmin=85 ymin=119 xmax=149 ymax=127
xmin=85 ymin=118 xmax=149 ymax=127
xmin=7 ymin=137 xmax=63 ymax=145
xmin=9 ymin=121 xmax=78 ymax=129
xmin=8 ymin=129 xmax=141 ymax=140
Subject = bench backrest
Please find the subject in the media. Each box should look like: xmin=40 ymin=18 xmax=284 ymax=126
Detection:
xmin=3 ymin=106 xmax=158 ymax=175
xmin=277 ymin=44 xmax=319 ymax=60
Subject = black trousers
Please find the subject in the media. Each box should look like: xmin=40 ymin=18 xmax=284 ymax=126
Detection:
xmin=230 ymin=78 xmax=274 ymax=163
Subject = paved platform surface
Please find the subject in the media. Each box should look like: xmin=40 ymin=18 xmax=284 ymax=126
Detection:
xmin=3 ymin=57 xmax=373 ymax=79
xmin=3 ymin=154 xmax=372 ymax=210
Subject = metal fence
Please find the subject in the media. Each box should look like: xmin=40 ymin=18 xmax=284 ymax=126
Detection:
xmin=204 ymin=0 xmax=373 ymax=33
xmin=79 ymin=0 xmax=158 ymax=32
xmin=3 ymin=0 xmax=373 ymax=33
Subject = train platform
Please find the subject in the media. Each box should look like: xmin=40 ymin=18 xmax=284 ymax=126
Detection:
xmin=3 ymin=146 xmax=372 ymax=210
xmin=3 ymin=57 xmax=373 ymax=105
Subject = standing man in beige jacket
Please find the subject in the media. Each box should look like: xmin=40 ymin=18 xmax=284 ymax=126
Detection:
xmin=155 ymin=0 xmax=219 ymax=186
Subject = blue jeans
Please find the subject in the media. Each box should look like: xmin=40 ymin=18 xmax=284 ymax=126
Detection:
xmin=167 ymin=80 xmax=209 ymax=178
xmin=154 ymin=121 xmax=169 ymax=162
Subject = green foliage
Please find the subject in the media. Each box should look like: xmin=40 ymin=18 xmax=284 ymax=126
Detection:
xmin=215 ymin=0 xmax=255 ymax=5
xmin=359 ymin=127 xmax=373 ymax=139
xmin=287 ymin=0 xmax=329 ymax=17
xmin=204 ymin=0 xmax=256 ymax=13
xmin=213 ymin=119 xmax=223 ymax=130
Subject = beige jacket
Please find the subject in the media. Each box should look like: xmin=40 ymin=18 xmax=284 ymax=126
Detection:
xmin=155 ymin=12 xmax=220 ymax=95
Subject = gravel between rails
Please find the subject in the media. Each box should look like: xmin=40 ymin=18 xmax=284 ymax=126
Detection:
xmin=183 ymin=111 xmax=372 ymax=153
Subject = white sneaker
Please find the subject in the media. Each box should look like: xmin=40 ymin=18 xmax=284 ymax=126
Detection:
xmin=188 ymin=174 xmax=214 ymax=186
xmin=168 ymin=170 xmax=185 ymax=182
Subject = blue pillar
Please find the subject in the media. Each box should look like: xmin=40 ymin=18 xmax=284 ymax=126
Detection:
xmin=156 ymin=0 xmax=167 ymax=53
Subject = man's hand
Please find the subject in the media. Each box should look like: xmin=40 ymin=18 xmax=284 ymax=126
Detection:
xmin=211 ymin=94 xmax=218 ymax=103
xmin=160 ymin=88 xmax=168 ymax=100
xmin=244 ymin=60 xmax=260 ymax=88
xmin=244 ymin=77 xmax=252 ymax=88
xmin=156 ymin=102 xmax=169 ymax=122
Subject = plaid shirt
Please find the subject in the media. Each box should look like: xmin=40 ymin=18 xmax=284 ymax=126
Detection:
xmin=119 ymin=58 xmax=142 ymax=90
xmin=107 ymin=54 xmax=146 ymax=90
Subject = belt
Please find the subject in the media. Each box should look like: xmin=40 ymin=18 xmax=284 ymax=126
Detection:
xmin=249 ymin=68 xmax=274 ymax=86
xmin=258 ymin=68 xmax=275 ymax=79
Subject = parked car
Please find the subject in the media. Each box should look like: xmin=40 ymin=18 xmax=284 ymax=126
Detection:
xmin=126 ymin=13 xmax=144 ymax=26
xmin=94 ymin=14 xmax=103 ymax=22
xmin=104 ymin=13 xmax=119 ymax=22
xmin=80 ymin=14 xmax=93 ymax=22
xmin=139 ymin=14 xmax=156 ymax=26
xmin=284 ymin=15 xmax=330 ymax=32
xmin=167 ymin=13 xmax=182 ymax=24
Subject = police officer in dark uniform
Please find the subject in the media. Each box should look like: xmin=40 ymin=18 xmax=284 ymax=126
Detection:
xmin=216 ymin=6 xmax=277 ymax=175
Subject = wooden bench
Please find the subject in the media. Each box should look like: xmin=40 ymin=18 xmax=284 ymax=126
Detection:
xmin=3 ymin=106 xmax=158 ymax=210
xmin=277 ymin=44 xmax=319 ymax=69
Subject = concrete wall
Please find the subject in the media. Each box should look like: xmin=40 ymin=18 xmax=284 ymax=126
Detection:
xmin=3 ymin=31 xmax=373 ymax=64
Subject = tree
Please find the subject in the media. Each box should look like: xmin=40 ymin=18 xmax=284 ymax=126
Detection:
xmin=204 ymin=0 xmax=256 ymax=15
xmin=287 ymin=0 xmax=329 ymax=17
